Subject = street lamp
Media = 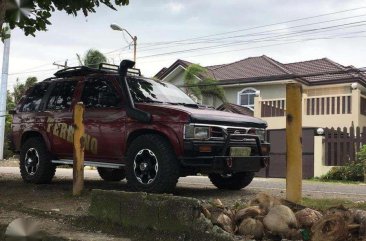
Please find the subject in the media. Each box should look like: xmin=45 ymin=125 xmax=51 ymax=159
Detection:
xmin=110 ymin=23 xmax=137 ymax=64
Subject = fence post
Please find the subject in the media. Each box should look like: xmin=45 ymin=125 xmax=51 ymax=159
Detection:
xmin=286 ymin=83 xmax=303 ymax=203
xmin=73 ymin=102 xmax=85 ymax=196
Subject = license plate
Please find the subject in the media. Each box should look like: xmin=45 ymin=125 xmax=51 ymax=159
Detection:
xmin=230 ymin=147 xmax=251 ymax=157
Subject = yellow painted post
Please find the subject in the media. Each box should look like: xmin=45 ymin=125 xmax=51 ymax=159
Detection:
xmin=73 ymin=102 xmax=85 ymax=196
xmin=286 ymin=83 xmax=303 ymax=202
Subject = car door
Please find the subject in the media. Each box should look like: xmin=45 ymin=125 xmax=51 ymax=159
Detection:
xmin=80 ymin=76 xmax=126 ymax=162
xmin=44 ymin=79 xmax=78 ymax=158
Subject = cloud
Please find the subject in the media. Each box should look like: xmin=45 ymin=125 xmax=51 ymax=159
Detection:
xmin=166 ymin=2 xmax=185 ymax=13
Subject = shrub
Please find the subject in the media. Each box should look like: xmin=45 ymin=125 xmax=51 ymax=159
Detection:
xmin=320 ymin=145 xmax=366 ymax=182
xmin=320 ymin=162 xmax=364 ymax=182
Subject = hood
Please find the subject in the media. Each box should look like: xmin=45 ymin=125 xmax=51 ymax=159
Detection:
xmin=136 ymin=103 xmax=267 ymax=128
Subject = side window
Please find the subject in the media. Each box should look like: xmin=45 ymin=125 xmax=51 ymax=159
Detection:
xmin=81 ymin=78 xmax=121 ymax=108
xmin=21 ymin=83 xmax=50 ymax=112
xmin=46 ymin=80 xmax=77 ymax=111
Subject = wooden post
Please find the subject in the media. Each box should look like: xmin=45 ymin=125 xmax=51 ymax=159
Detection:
xmin=73 ymin=102 xmax=85 ymax=196
xmin=286 ymin=83 xmax=303 ymax=203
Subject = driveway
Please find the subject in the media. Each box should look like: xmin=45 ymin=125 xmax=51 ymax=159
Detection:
xmin=1 ymin=166 xmax=365 ymax=203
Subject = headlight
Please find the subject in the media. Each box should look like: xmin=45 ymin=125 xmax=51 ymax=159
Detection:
xmin=248 ymin=128 xmax=266 ymax=141
xmin=184 ymin=125 xmax=210 ymax=139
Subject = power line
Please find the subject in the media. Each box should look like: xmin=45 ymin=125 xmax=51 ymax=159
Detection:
xmin=137 ymin=20 xmax=366 ymax=59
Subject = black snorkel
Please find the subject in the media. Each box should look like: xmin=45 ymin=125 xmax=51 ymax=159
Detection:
xmin=118 ymin=60 xmax=151 ymax=123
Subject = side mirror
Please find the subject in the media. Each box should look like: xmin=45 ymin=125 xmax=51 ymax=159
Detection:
xmin=8 ymin=109 xmax=16 ymax=115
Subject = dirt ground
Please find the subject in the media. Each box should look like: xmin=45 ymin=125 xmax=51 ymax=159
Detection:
xmin=0 ymin=159 xmax=364 ymax=240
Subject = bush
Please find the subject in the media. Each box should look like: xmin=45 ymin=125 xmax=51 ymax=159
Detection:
xmin=320 ymin=145 xmax=366 ymax=182
xmin=320 ymin=162 xmax=364 ymax=182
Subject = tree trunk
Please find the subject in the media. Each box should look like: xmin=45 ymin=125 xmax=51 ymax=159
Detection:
xmin=0 ymin=0 xmax=7 ymax=31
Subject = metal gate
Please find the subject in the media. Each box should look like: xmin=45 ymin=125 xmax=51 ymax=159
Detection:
xmin=256 ymin=128 xmax=315 ymax=178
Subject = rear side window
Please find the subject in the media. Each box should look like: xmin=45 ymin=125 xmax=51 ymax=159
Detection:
xmin=21 ymin=83 xmax=50 ymax=112
xmin=81 ymin=78 xmax=121 ymax=108
xmin=46 ymin=80 xmax=77 ymax=111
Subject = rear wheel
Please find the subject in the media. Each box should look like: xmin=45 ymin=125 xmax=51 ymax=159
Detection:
xmin=208 ymin=172 xmax=255 ymax=190
xmin=126 ymin=134 xmax=179 ymax=193
xmin=97 ymin=167 xmax=125 ymax=182
xmin=20 ymin=137 xmax=56 ymax=184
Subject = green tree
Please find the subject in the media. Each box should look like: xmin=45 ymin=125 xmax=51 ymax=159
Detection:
xmin=184 ymin=64 xmax=226 ymax=103
xmin=1 ymin=0 xmax=130 ymax=39
xmin=13 ymin=76 xmax=37 ymax=103
xmin=3 ymin=90 xmax=15 ymax=159
xmin=78 ymin=49 xmax=108 ymax=68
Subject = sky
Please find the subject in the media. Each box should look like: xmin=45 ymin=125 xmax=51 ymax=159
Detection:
xmin=1 ymin=0 xmax=366 ymax=90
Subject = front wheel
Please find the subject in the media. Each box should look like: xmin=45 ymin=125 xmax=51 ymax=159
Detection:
xmin=125 ymin=134 xmax=179 ymax=193
xmin=208 ymin=172 xmax=255 ymax=190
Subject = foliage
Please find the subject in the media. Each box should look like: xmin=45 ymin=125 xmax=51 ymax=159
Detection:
xmin=2 ymin=76 xmax=37 ymax=159
xmin=356 ymin=144 xmax=366 ymax=161
xmin=1 ymin=0 xmax=130 ymax=39
xmin=319 ymin=161 xmax=364 ymax=182
xmin=80 ymin=49 xmax=108 ymax=68
xmin=13 ymin=76 xmax=37 ymax=104
xmin=184 ymin=64 xmax=226 ymax=103
xmin=3 ymin=90 xmax=15 ymax=159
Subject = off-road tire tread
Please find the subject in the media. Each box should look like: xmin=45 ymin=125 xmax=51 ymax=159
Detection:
xmin=19 ymin=137 xmax=56 ymax=184
xmin=208 ymin=172 xmax=255 ymax=190
xmin=97 ymin=167 xmax=126 ymax=182
xmin=126 ymin=134 xmax=179 ymax=193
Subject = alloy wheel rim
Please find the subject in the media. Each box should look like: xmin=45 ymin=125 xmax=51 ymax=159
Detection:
xmin=133 ymin=149 xmax=158 ymax=185
xmin=24 ymin=148 xmax=40 ymax=175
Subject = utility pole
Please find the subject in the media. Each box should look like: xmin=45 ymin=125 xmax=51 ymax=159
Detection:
xmin=286 ymin=83 xmax=303 ymax=202
xmin=0 ymin=24 xmax=11 ymax=160
xmin=133 ymin=36 xmax=137 ymax=64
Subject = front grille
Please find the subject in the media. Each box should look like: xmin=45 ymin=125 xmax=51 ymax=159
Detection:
xmin=227 ymin=128 xmax=247 ymax=135
xmin=210 ymin=127 xmax=224 ymax=138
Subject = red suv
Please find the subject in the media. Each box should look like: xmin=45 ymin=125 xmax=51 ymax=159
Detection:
xmin=9 ymin=60 xmax=270 ymax=193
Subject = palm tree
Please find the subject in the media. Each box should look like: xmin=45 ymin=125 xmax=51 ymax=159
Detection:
xmin=77 ymin=49 xmax=108 ymax=68
xmin=184 ymin=64 xmax=226 ymax=103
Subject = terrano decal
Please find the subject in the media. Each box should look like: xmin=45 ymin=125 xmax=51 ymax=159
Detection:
xmin=46 ymin=117 xmax=98 ymax=154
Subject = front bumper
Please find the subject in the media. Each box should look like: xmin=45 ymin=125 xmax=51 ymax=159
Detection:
xmin=180 ymin=133 xmax=270 ymax=173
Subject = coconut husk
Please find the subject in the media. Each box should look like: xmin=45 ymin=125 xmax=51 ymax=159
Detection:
xmin=295 ymin=208 xmax=323 ymax=228
xmin=237 ymin=217 xmax=264 ymax=239
xmin=234 ymin=206 xmax=262 ymax=224
xmin=311 ymin=214 xmax=349 ymax=241
xmin=249 ymin=193 xmax=281 ymax=214
xmin=360 ymin=220 xmax=366 ymax=238
xmin=216 ymin=213 xmax=235 ymax=234
xmin=202 ymin=206 xmax=211 ymax=219
xmin=325 ymin=205 xmax=354 ymax=224
xmin=351 ymin=209 xmax=366 ymax=224
xmin=263 ymin=205 xmax=298 ymax=236
xmin=212 ymin=198 xmax=224 ymax=208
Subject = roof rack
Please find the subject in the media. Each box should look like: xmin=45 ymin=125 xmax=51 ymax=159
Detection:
xmin=53 ymin=62 xmax=141 ymax=78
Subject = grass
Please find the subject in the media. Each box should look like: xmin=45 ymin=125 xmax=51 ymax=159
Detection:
xmin=301 ymin=197 xmax=366 ymax=211
xmin=309 ymin=177 xmax=364 ymax=185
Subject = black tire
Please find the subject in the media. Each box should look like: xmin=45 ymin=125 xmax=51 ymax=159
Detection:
xmin=208 ymin=172 xmax=255 ymax=190
xmin=97 ymin=167 xmax=126 ymax=182
xmin=19 ymin=137 xmax=56 ymax=184
xmin=125 ymin=134 xmax=179 ymax=193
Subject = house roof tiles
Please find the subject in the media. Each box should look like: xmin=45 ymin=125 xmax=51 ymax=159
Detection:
xmin=155 ymin=55 xmax=366 ymax=86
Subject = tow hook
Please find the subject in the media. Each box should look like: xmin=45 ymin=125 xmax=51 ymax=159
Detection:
xmin=226 ymin=157 xmax=233 ymax=168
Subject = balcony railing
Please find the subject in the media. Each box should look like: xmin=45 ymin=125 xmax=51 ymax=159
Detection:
xmin=304 ymin=94 xmax=351 ymax=115
xmin=260 ymin=98 xmax=286 ymax=117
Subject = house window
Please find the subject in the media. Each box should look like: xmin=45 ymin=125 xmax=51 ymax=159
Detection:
xmin=238 ymin=88 xmax=257 ymax=110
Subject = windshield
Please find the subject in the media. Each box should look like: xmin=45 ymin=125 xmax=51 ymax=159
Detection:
xmin=127 ymin=77 xmax=196 ymax=105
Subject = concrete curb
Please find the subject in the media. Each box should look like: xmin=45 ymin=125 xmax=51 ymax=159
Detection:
xmin=89 ymin=189 xmax=234 ymax=241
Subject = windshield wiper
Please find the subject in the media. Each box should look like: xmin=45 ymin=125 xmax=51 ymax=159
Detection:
xmin=136 ymin=99 xmax=164 ymax=104
xmin=166 ymin=102 xmax=199 ymax=108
